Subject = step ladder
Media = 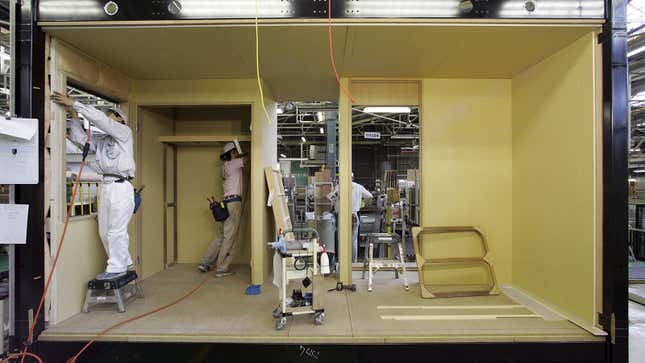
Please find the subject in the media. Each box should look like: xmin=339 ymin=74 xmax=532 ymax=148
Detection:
xmin=82 ymin=270 xmax=144 ymax=313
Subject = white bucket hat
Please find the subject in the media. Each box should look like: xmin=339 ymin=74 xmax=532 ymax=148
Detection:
xmin=221 ymin=142 xmax=236 ymax=156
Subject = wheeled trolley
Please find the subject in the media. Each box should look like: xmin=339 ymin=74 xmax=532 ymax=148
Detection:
xmin=269 ymin=228 xmax=325 ymax=330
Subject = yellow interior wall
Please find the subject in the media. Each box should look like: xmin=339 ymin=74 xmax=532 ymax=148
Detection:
xmin=139 ymin=107 xmax=174 ymax=278
xmin=512 ymin=32 xmax=598 ymax=326
xmin=421 ymin=79 xmax=513 ymax=285
xmin=175 ymin=146 xmax=251 ymax=265
xmin=338 ymin=78 xmax=353 ymax=284
xmin=173 ymin=108 xmax=251 ymax=265
xmin=174 ymin=108 xmax=251 ymax=136
xmin=133 ymin=79 xmax=276 ymax=285
xmin=53 ymin=219 xmax=105 ymax=322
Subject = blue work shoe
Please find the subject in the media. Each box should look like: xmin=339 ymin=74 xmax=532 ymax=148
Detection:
xmin=96 ymin=271 xmax=126 ymax=280
xmin=197 ymin=264 xmax=209 ymax=273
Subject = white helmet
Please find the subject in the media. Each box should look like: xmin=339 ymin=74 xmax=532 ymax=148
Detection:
xmin=221 ymin=142 xmax=236 ymax=156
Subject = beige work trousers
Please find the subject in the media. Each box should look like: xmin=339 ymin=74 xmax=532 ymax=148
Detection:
xmin=201 ymin=200 xmax=242 ymax=272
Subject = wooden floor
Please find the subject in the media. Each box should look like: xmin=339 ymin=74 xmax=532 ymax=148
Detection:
xmin=40 ymin=264 xmax=602 ymax=344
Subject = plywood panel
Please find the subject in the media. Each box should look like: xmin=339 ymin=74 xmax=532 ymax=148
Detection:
xmin=421 ymin=79 xmax=513 ymax=285
xmin=512 ymin=32 xmax=598 ymax=326
xmin=55 ymin=41 xmax=100 ymax=86
xmin=174 ymin=107 xmax=251 ymax=136
xmin=176 ymin=146 xmax=251 ymax=265
xmin=53 ymin=219 xmax=105 ymax=323
xmin=49 ymin=25 xmax=598 ymax=100
xmin=99 ymin=64 xmax=130 ymax=100
xmin=139 ymin=107 xmax=174 ymax=279
xmin=350 ymin=81 xmax=420 ymax=106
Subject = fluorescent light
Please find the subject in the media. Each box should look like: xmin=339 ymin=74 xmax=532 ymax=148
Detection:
xmin=320 ymin=127 xmax=324 ymax=134
xmin=363 ymin=107 xmax=411 ymax=113
xmin=630 ymin=178 xmax=637 ymax=182
xmin=317 ymin=112 xmax=324 ymax=122
xmin=301 ymin=136 xmax=307 ymax=143
xmin=277 ymin=108 xmax=284 ymax=114
xmin=280 ymin=153 xmax=287 ymax=158
xmin=634 ymin=169 xmax=645 ymax=173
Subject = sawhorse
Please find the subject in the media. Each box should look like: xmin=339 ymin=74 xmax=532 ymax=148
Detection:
xmin=82 ymin=271 xmax=144 ymax=313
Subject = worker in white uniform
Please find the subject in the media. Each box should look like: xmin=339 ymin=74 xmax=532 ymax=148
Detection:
xmin=328 ymin=173 xmax=373 ymax=262
xmin=198 ymin=143 xmax=247 ymax=277
xmin=51 ymin=91 xmax=135 ymax=280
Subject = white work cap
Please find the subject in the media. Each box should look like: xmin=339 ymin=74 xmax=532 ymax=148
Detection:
xmin=107 ymin=107 xmax=128 ymax=124
xmin=222 ymin=142 xmax=236 ymax=155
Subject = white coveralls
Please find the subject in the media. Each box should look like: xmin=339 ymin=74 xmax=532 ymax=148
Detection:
xmin=328 ymin=182 xmax=373 ymax=262
xmin=68 ymin=102 xmax=135 ymax=273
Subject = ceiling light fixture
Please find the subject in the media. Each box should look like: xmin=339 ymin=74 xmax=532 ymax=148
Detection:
xmin=277 ymin=108 xmax=284 ymax=114
xmin=301 ymin=136 xmax=307 ymax=143
xmin=363 ymin=107 xmax=411 ymax=114
xmin=634 ymin=169 xmax=645 ymax=173
xmin=317 ymin=112 xmax=325 ymax=122
xmin=280 ymin=153 xmax=287 ymax=158
xmin=320 ymin=127 xmax=324 ymax=134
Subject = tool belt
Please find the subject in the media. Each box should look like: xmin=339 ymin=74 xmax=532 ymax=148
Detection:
xmin=210 ymin=200 xmax=230 ymax=222
xmin=224 ymin=195 xmax=242 ymax=203
xmin=103 ymin=173 xmax=133 ymax=183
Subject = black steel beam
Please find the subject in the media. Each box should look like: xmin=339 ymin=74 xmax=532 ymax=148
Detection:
xmin=601 ymin=0 xmax=629 ymax=362
xmin=13 ymin=0 xmax=46 ymax=349
xmin=34 ymin=341 xmax=607 ymax=363
xmin=36 ymin=0 xmax=604 ymax=22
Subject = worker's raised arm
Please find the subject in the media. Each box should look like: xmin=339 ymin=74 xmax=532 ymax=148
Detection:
xmin=72 ymin=101 xmax=131 ymax=142
xmin=67 ymin=111 xmax=89 ymax=147
xmin=67 ymin=113 xmax=98 ymax=155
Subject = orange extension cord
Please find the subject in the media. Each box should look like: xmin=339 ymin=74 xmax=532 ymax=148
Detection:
xmin=0 ymin=127 xmax=93 ymax=363
xmin=328 ymin=0 xmax=355 ymax=104
xmin=0 ymin=125 xmax=217 ymax=363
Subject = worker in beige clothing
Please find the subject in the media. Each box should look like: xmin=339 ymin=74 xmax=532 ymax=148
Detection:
xmin=198 ymin=143 xmax=247 ymax=277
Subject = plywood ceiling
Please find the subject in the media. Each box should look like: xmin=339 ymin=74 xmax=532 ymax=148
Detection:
xmin=48 ymin=25 xmax=595 ymax=101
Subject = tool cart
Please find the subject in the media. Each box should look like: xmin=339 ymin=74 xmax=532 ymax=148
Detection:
xmin=269 ymin=228 xmax=325 ymax=330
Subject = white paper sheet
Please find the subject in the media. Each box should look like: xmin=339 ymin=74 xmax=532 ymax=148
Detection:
xmin=0 ymin=118 xmax=39 ymax=184
xmin=0 ymin=204 xmax=29 ymax=244
xmin=0 ymin=118 xmax=36 ymax=140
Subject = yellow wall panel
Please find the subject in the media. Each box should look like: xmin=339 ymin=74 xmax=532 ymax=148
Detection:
xmin=350 ymin=80 xmax=420 ymax=106
xmin=53 ymin=219 xmax=105 ymax=322
xmin=421 ymin=79 xmax=513 ymax=285
xmin=512 ymin=33 xmax=597 ymax=326
xmin=139 ymin=107 xmax=174 ymax=278
xmin=174 ymin=108 xmax=251 ymax=136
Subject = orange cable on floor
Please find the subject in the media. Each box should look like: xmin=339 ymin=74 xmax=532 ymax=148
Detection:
xmin=328 ymin=0 xmax=355 ymax=104
xmin=66 ymin=272 xmax=213 ymax=363
xmin=66 ymin=154 xmax=253 ymax=363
